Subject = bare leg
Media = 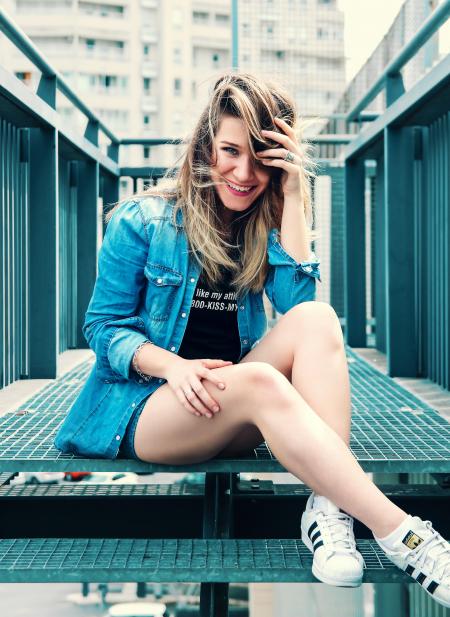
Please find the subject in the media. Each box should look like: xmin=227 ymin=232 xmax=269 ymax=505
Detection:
xmin=134 ymin=360 xmax=406 ymax=538
xmin=234 ymin=301 xmax=351 ymax=449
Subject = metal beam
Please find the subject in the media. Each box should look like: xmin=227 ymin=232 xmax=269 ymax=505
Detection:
xmin=384 ymin=126 xmax=418 ymax=377
xmin=28 ymin=126 xmax=58 ymax=377
xmin=0 ymin=66 xmax=119 ymax=176
xmin=344 ymin=157 xmax=366 ymax=346
xmin=344 ymin=53 xmax=450 ymax=161
xmin=76 ymin=160 xmax=99 ymax=348
xmin=347 ymin=0 xmax=450 ymax=121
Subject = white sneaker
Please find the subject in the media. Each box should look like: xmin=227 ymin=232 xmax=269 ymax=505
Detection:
xmin=300 ymin=492 xmax=364 ymax=587
xmin=375 ymin=515 xmax=450 ymax=609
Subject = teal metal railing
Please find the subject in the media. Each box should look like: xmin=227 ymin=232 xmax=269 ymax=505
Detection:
xmin=343 ymin=1 xmax=450 ymax=390
xmin=1 ymin=4 xmax=450 ymax=399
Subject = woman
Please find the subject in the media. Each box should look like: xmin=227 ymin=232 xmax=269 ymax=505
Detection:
xmin=54 ymin=73 xmax=450 ymax=604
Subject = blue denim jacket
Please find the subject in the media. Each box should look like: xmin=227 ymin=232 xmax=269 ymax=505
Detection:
xmin=54 ymin=196 xmax=321 ymax=458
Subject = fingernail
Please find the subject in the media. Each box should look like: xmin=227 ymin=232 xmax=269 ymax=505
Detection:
xmin=213 ymin=406 xmax=219 ymax=412
xmin=219 ymin=383 xmax=225 ymax=389
xmin=207 ymin=414 xmax=213 ymax=419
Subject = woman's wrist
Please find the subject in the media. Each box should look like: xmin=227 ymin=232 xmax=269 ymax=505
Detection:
xmin=132 ymin=341 xmax=180 ymax=381
xmin=132 ymin=341 xmax=153 ymax=381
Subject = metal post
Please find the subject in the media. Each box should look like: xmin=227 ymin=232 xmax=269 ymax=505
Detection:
xmin=76 ymin=158 xmax=99 ymax=348
xmin=28 ymin=126 xmax=58 ymax=377
xmin=374 ymin=583 xmax=409 ymax=617
xmin=200 ymin=472 xmax=234 ymax=617
xmin=384 ymin=126 xmax=418 ymax=377
xmin=373 ymin=156 xmax=386 ymax=352
xmin=102 ymin=171 xmax=120 ymax=236
xmin=231 ymin=0 xmax=238 ymax=71
xmin=344 ymin=156 xmax=366 ymax=346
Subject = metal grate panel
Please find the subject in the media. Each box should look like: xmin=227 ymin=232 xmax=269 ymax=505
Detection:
xmin=0 ymin=350 xmax=448 ymax=473
xmin=0 ymin=482 xmax=204 ymax=498
xmin=0 ymin=538 xmax=411 ymax=583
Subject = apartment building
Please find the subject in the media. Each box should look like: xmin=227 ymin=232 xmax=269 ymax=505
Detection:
xmin=239 ymin=0 xmax=345 ymax=122
xmin=2 ymin=0 xmax=345 ymax=167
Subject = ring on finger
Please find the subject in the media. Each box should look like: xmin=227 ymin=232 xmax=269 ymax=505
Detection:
xmin=284 ymin=150 xmax=295 ymax=163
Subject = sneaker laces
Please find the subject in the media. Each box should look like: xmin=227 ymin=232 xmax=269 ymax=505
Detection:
xmin=318 ymin=511 xmax=356 ymax=555
xmin=407 ymin=520 xmax=450 ymax=583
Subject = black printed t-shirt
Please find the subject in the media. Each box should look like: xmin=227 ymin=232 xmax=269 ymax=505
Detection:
xmin=178 ymin=265 xmax=241 ymax=364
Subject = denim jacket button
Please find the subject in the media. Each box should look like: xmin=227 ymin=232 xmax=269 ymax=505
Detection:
xmin=190 ymin=278 xmax=195 ymax=283
xmin=170 ymin=346 xmax=176 ymax=351
xmin=115 ymin=435 xmax=120 ymax=441
xmin=138 ymin=379 xmax=143 ymax=384
xmin=181 ymin=312 xmax=186 ymax=318
xmin=157 ymin=278 xmax=163 ymax=283
xmin=303 ymin=265 xmax=313 ymax=273
xmin=239 ymin=305 xmax=244 ymax=310
xmin=243 ymin=339 xmax=248 ymax=345
xmin=131 ymin=402 xmax=136 ymax=408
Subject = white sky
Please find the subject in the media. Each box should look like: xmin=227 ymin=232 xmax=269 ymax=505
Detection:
xmin=337 ymin=0 xmax=406 ymax=81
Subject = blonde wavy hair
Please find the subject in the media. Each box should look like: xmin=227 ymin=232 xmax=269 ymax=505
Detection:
xmin=106 ymin=72 xmax=318 ymax=296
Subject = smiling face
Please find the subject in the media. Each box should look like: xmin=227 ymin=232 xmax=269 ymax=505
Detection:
xmin=210 ymin=115 xmax=271 ymax=223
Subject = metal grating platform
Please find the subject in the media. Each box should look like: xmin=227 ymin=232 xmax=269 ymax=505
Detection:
xmin=0 ymin=538 xmax=411 ymax=583
xmin=0 ymin=349 xmax=448 ymax=473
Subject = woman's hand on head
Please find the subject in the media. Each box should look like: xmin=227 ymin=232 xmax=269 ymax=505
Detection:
xmin=164 ymin=357 xmax=233 ymax=419
xmin=256 ymin=116 xmax=303 ymax=198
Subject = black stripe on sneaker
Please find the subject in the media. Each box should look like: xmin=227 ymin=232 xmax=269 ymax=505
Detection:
xmin=415 ymin=572 xmax=426 ymax=585
xmin=308 ymin=521 xmax=318 ymax=539
xmin=311 ymin=529 xmax=321 ymax=544
xmin=405 ymin=564 xmax=415 ymax=576
xmin=426 ymin=580 xmax=439 ymax=595
xmin=313 ymin=540 xmax=324 ymax=551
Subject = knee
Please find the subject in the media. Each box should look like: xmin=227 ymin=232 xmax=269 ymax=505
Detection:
xmin=290 ymin=301 xmax=343 ymax=349
xmin=239 ymin=362 xmax=292 ymax=404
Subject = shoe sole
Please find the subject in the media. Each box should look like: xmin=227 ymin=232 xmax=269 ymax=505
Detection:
xmin=301 ymin=519 xmax=363 ymax=588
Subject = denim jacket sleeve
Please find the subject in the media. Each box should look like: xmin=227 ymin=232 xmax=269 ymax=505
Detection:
xmin=264 ymin=228 xmax=321 ymax=314
xmin=82 ymin=199 xmax=150 ymax=382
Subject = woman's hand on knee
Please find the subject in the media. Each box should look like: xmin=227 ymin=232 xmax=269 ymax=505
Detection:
xmin=165 ymin=357 xmax=232 ymax=419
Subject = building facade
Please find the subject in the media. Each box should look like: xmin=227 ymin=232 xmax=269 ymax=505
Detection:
xmin=2 ymin=0 xmax=345 ymax=167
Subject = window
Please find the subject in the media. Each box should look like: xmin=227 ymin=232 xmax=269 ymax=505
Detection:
xmin=215 ymin=13 xmax=229 ymax=25
xmin=143 ymin=77 xmax=152 ymax=93
xmin=174 ymin=78 xmax=182 ymax=96
xmin=262 ymin=21 xmax=275 ymax=36
xmin=173 ymin=47 xmax=182 ymax=64
xmin=15 ymin=71 xmax=32 ymax=85
xmin=143 ymin=44 xmax=150 ymax=56
xmin=143 ymin=114 xmax=150 ymax=125
xmin=143 ymin=146 xmax=151 ymax=160
xmin=212 ymin=53 xmax=220 ymax=67
xmin=86 ymin=39 xmax=95 ymax=50
xmin=101 ymin=75 xmax=116 ymax=88
xmin=193 ymin=10 xmax=209 ymax=24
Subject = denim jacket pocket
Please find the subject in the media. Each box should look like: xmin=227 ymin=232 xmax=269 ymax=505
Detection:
xmin=144 ymin=262 xmax=183 ymax=321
